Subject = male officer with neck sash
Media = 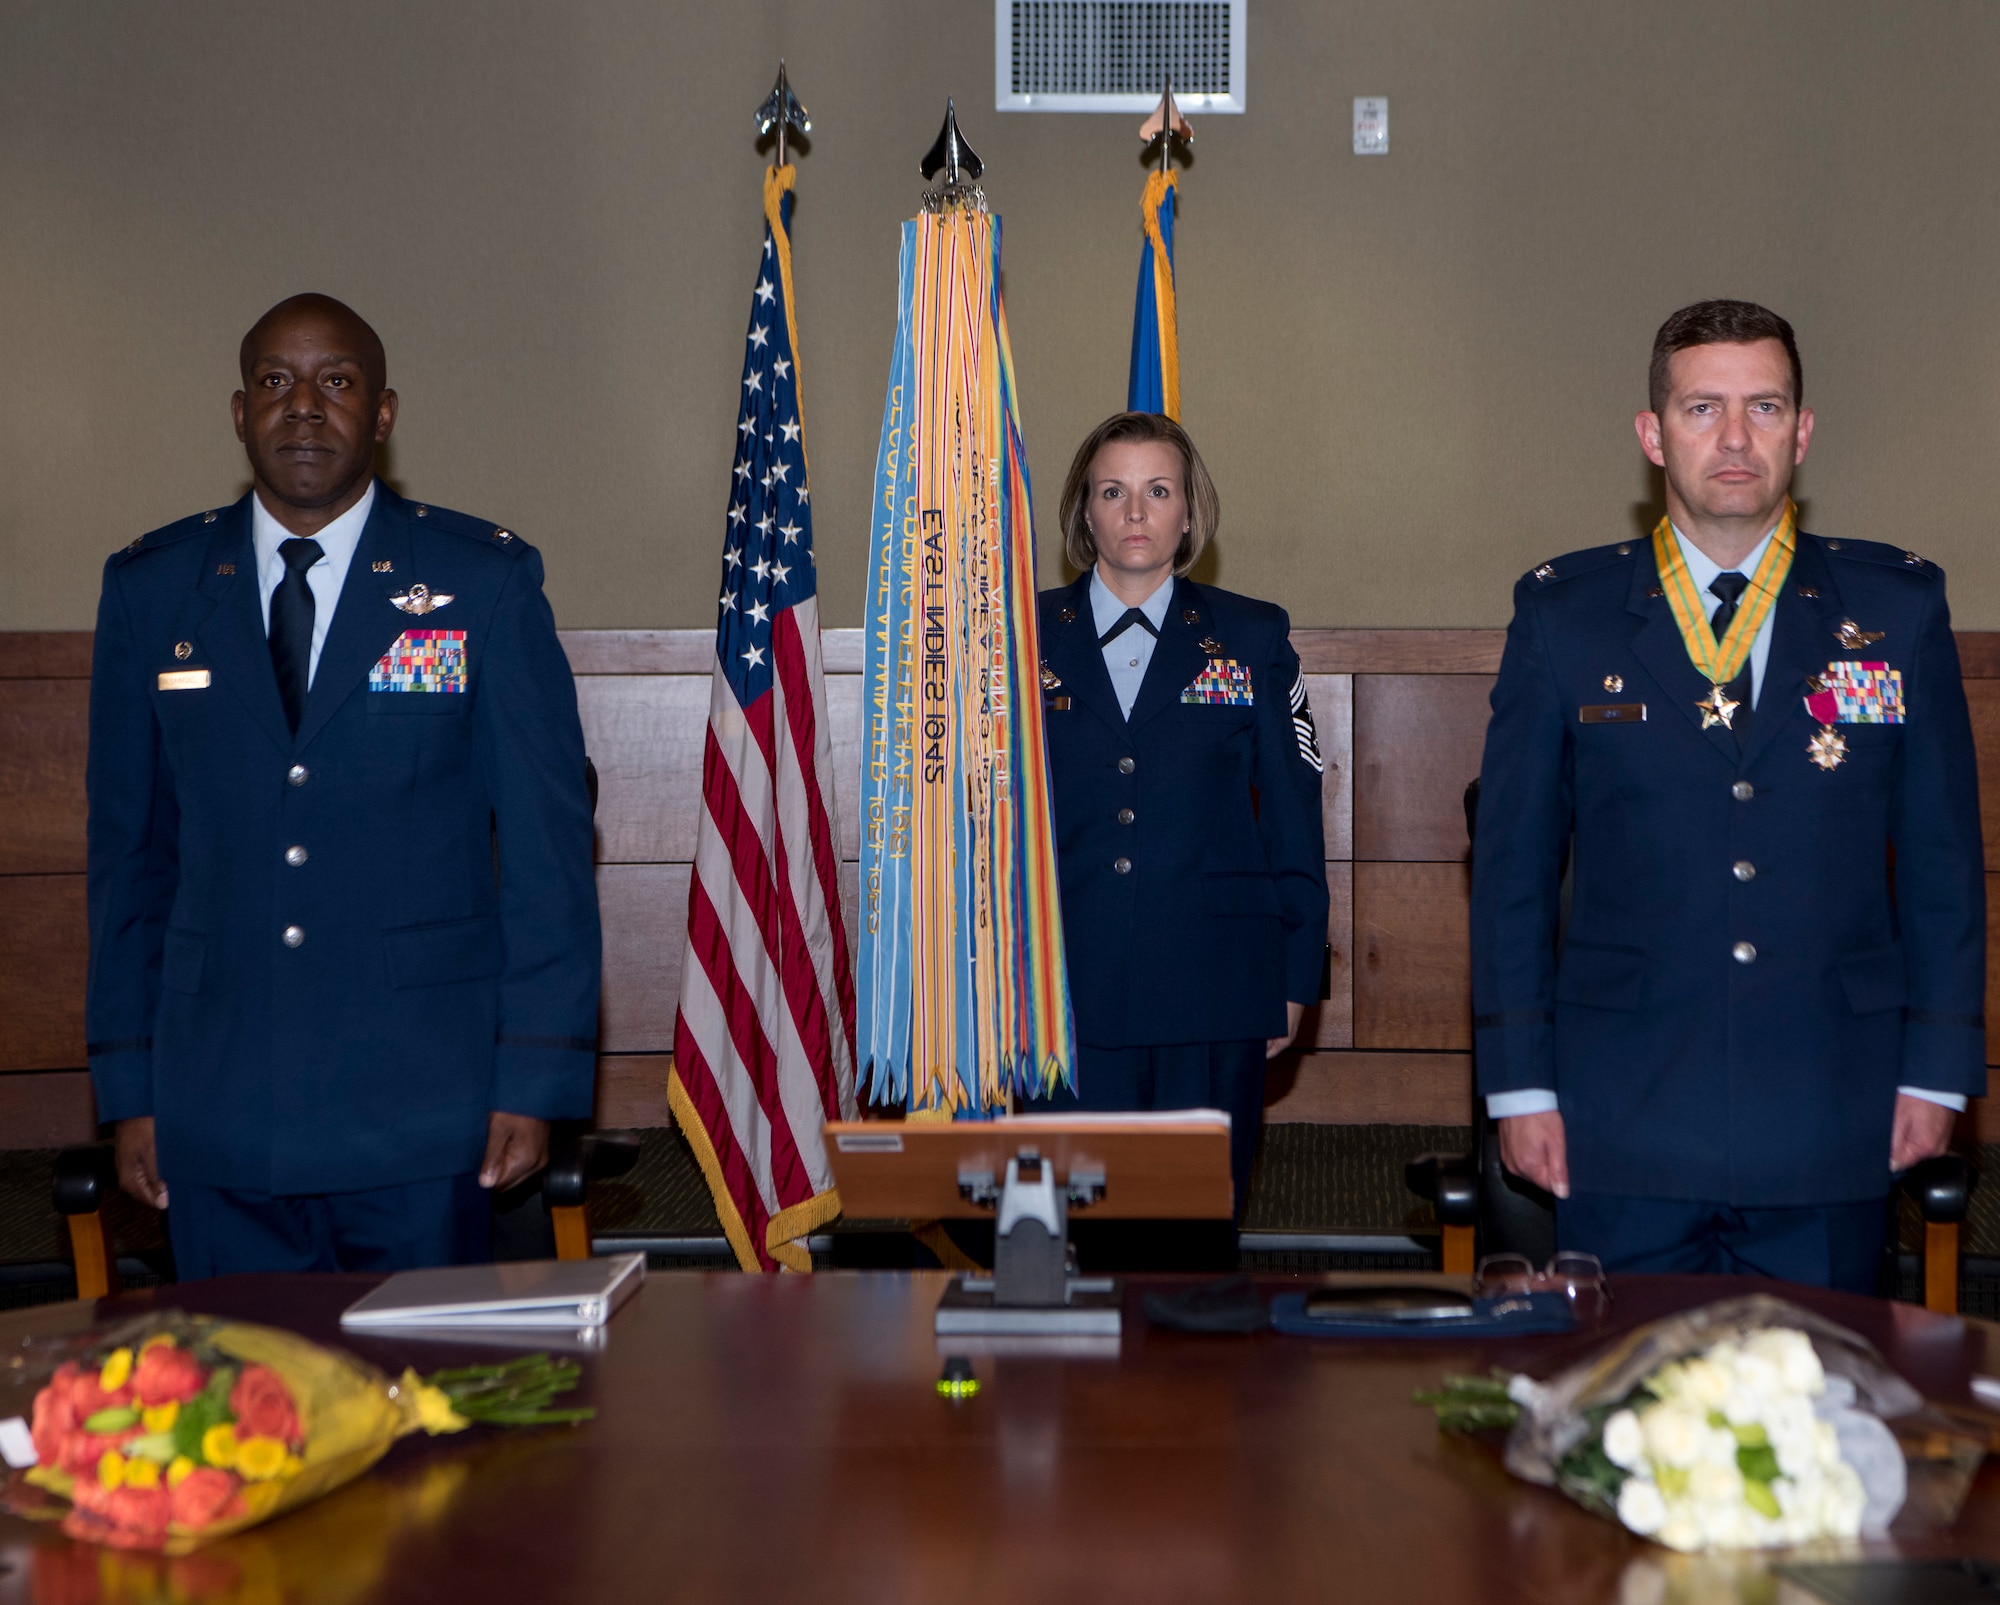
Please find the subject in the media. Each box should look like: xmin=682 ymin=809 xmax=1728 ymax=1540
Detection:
xmin=86 ymin=293 xmax=600 ymax=1276
xmin=1470 ymin=299 xmax=1985 ymax=1291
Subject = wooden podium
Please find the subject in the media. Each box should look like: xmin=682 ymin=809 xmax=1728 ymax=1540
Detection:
xmin=825 ymin=1112 xmax=1234 ymax=1336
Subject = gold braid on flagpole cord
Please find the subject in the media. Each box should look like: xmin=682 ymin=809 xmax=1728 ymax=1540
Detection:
xmin=763 ymin=165 xmax=810 ymax=479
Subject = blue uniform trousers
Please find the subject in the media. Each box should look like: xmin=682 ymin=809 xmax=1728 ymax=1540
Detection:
xmin=1035 ymin=1039 xmax=1266 ymax=1220
xmin=168 ymin=1174 xmax=491 ymax=1280
xmin=1556 ymin=1192 xmax=1885 ymax=1295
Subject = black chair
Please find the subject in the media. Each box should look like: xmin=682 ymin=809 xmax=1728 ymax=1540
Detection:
xmin=543 ymin=1127 xmax=643 ymax=1260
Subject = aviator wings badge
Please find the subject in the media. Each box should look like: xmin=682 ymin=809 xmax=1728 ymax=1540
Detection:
xmin=390 ymin=584 xmax=454 ymax=616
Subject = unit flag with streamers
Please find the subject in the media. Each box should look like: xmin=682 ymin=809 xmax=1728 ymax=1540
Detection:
xmin=856 ymin=168 xmax=1075 ymax=1117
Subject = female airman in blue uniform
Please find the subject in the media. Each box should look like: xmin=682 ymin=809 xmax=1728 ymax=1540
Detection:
xmin=1032 ymin=413 xmax=1329 ymax=1223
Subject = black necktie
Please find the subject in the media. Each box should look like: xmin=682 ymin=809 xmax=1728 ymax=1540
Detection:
xmin=269 ymin=537 xmax=324 ymax=733
xmin=1708 ymin=571 xmax=1752 ymax=751
xmin=1098 ymin=608 xmax=1160 ymax=648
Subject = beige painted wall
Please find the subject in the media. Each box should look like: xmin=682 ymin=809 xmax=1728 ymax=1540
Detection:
xmin=4 ymin=2 xmax=2000 ymax=632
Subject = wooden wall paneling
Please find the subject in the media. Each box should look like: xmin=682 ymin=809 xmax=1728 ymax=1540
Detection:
xmin=575 ymin=676 xmax=710 ymax=864
xmin=0 ymin=874 xmax=87 ymax=1071
xmin=596 ymin=1053 xmax=673 ymax=1130
xmin=0 ymin=1070 xmax=97 ymax=1148
xmin=1353 ymin=675 xmax=1495 ymax=862
xmin=0 ymin=633 xmax=93 ymax=679
xmin=1353 ymin=860 xmax=1472 ymax=1052
xmin=0 ymin=680 xmax=89 ymax=874
xmin=1294 ymin=632 xmax=1506 ymax=676
xmin=826 ymin=675 xmax=862 ymax=863
xmin=596 ymin=863 xmax=690 ymax=1055
xmin=1300 ymin=863 xmax=1353 ymax=1050
xmin=1304 ymin=675 xmax=1352 ymax=861
xmin=1262 ymin=1051 xmax=1471 ymax=1125
xmin=561 ymin=628 xmax=868 ymax=677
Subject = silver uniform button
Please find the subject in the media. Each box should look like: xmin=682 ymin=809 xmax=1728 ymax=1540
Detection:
xmin=282 ymin=925 xmax=305 ymax=948
xmin=1731 ymin=781 xmax=1753 ymax=801
xmin=1113 ymin=857 xmax=1132 ymax=875
xmin=285 ymin=845 xmax=308 ymax=867
xmin=1732 ymin=861 xmax=1755 ymax=882
xmin=1117 ymin=757 xmax=1136 ymax=774
xmin=1732 ymin=941 xmax=1756 ymax=964
xmin=288 ymin=764 xmax=309 ymax=787
xmin=1116 ymin=808 xmax=1135 ymax=825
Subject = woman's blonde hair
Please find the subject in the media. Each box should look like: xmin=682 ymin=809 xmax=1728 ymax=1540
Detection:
xmin=1058 ymin=411 xmax=1220 ymax=577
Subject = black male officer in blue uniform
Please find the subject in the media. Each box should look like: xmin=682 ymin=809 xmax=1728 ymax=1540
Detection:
xmin=1031 ymin=413 xmax=1329 ymax=1221
xmin=1472 ymin=300 xmax=1985 ymax=1292
xmin=86 ymin=294 xmax=601 ymax=1277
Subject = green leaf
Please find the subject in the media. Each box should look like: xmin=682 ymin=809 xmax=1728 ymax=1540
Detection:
xmin=1744 ymin=1479 xmax=1781 ymax=1519
xmin=1730 ymin=1421 xmax=1769 ymax=1449
xmin=172 ymin=1387 xmax=229 ymax=1461
xmin=122 ymin=1433 xmax=178 ymax=1463
xmin=1737 ymin=1443 xmax=1780 ymax=1484
xmin=82 ymin=1408 xmax=138 ymax=1433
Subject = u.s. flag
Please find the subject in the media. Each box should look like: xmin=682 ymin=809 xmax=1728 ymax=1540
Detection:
xmin=669 ymin=163 xmax=857 ymax=1273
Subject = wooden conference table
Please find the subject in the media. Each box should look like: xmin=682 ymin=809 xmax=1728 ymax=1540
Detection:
xmin=3 ymin=1273 xmax=2000 ymax=1604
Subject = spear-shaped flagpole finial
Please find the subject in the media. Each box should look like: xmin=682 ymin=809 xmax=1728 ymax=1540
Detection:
xmin=755 ymin=60 xmax=811 ymax=168
xmin=920 ymin=97 xmax=987 ymax=212
xmin=1139 ymin=75 xmax=1192 ymax=174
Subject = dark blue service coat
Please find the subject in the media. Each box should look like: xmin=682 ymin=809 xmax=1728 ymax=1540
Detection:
xmin=1038 ymin=574 xmax=1329 ymax=1047
xmin=1470 ymin=532 xmax=1986 ymax=1207
xmin=85 ymin=486 xmax=601 ymax=1196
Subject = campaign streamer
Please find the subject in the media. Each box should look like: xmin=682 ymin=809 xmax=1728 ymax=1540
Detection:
xmin=856 ymin=167 xmax=1075 ymax=1116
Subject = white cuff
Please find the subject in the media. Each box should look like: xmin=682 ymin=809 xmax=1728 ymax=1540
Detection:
xmin=1896 ymin=1085 xmax=1968 ymax=1113
xmin=1487 ymin=1089 xmax=1559 ymax=1119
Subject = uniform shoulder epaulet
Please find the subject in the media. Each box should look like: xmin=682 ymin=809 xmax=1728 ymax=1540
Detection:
xmin=1522 ymin=539 xmax=1638 ymax=589
xmin=1182 ymin=581 xmax=1287 ymax=634
xmin=109 ymin=506 xmax=225 ymax=565
xmin=1810 ymin=532 xmax=1940 ymax=577
xmin=413 ymin=501 xmax=534 ymax=559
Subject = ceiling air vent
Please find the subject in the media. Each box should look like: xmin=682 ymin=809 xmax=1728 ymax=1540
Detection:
xmin=996 ymin=0 xmax=1246 ymax=113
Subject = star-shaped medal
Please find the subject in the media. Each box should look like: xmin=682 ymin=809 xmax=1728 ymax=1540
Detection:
xmin=1807 ymin=725 xmax=1848 ymax=771
xmin=1696 ymin=684 xmax=1740 ymax=730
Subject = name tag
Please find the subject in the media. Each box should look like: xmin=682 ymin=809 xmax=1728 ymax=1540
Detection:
xmin=1045 ymin=695 xmax=1071 ymax=711
xmin=157 ymin=670 xmax=211 ymax=691
xmin=1578 ymin=703 xmax=1645 ymax=724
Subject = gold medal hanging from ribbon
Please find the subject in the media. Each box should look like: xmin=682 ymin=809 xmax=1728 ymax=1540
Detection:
xmin=1650 ymin=500 xmax=1797 ymax=729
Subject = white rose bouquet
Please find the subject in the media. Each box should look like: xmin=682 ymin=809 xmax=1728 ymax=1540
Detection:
xmin=1417 ymin=1295 xmax=1981 ymax=1553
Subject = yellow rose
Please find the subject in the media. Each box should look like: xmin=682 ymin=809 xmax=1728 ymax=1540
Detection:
xmin=98 ymin=1348 xmax=134 ymax=1394
xmin=233 ymin=1436 xmax=291 ymax=1483
xmin=122 ymin=1457 xmax=161 ymax=1490
xmin=97 ymin=1450 xmax=127 ymax=1490
xmin=165 ymin=1456 xmax=195 ymax=1488
xmin=141 ymin=1401 xmax=180 ymax=1433
xmin=200 ymin=1423 xmax=238 ymax=1469
xmin=413 ymin=1385 xmax=469 ymax=1435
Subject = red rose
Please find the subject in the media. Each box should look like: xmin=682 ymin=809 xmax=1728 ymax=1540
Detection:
xmin=106 ymin=1484 xmax=171 ymax=1538
xmin=228 ymin=1366 xmax=299 ymax=1445
xmin=68 ymin=1368 xmax=129 ymax=1418
xmin=132 ymin=1344 xmax=206 ymax=1406
xmin=168 ymin=1467 xmax=238 ymax=1531
xmin=31 ymin=1367 xmax=80 ymax=1467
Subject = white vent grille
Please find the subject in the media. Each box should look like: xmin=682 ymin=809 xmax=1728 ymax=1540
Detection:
xmin=996 ymin=0 xmax=1246 ymax=113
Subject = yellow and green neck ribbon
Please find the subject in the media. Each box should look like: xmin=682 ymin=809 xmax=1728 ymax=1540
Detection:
xmin=857 ymin=203 xmax=1075 ymax=1117
xmin=1650 ymin=499 xmax=1797 ymax=687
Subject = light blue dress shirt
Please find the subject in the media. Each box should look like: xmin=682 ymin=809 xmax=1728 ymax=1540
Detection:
xmin=1090 ymin=569 xmax=1175 ymax=719
xmin=251 ymin=478 xmax=376 ymax=688
xmin=1487 ymin=522 xmax=1962 ymax=1119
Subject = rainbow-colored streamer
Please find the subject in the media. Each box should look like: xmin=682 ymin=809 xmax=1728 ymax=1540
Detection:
xmin=857 ymin=205 xmax=1075 ymax=1116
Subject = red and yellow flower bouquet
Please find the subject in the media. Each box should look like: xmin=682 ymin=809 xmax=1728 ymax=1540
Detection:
xmin=11 ymin=1311 xmax=586 ymax=1553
